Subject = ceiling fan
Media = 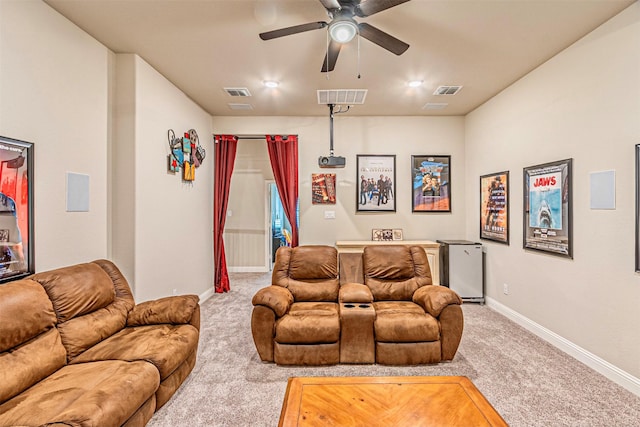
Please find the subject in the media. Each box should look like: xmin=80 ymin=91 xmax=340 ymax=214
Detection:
xmin=259 ymin=0 xmax=411 ymax=73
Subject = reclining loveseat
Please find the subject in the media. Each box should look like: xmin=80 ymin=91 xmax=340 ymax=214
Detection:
xmin=0 ymin=259 xmax=200 ymax=427
xmin=251 ymin=244 xmax=463 ymax=366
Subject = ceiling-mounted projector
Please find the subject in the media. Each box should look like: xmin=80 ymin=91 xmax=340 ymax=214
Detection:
xmin=319 ymin=155 xmax=346 ymax=168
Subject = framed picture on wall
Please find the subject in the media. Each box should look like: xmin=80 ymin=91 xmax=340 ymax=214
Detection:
xmin=411 ymin=155 xmax=451 ymax=212
xmin=0 ymin=136 xmax=34 ymax=283
xmin=480 ymin=171 xmax=509 ymax=244
xmin=523 ymin=158 xmax=573 ymax=258
xmin=357 ymin=155 xmax=396 ymax=212
xmin=312 ymin=173 xmax=336 ymax=204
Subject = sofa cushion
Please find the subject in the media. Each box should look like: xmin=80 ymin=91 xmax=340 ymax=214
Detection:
xmin=0 ymin=360 xmax=159 ymax=427
xmin=363 ymin=245 xmax=432 ymax=301
xmin=275 ymin=302 xmax=340 ymax=344
xmin=373 ymin=301 xmax=440 ymax=342
xmin=30 ymin=261 xmax=136 ymax=362
xmin=0 ymin=280 xmax=67 ymax=404
xmin=272 ymin=246 xmax=340 ymax=302
xmin=31 ymin=263 xmax=117 ymax=322
xmin=70 ymin=324 xmax=200 ymax=379
xmin=0 ymin=279 xmax=57 ymax=353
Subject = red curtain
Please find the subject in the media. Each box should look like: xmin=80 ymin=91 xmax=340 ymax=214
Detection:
xmin=266 ymin=135 xmax=299 ymax=247
xmin=213 ymin=135 xmax=238 ymax=293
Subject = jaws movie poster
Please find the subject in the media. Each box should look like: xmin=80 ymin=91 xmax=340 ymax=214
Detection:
xmin=524 ymin=159 xmax=572 ymax=258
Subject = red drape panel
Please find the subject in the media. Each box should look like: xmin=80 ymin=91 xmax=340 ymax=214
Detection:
xmin=213 ymin=135 xmax=238 ymax=293
xmin=266 ymin=135 xmax=299 ymax=247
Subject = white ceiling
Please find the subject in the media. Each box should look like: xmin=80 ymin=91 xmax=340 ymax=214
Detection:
xmin=44 ymin=0 xmax=635 ymax=117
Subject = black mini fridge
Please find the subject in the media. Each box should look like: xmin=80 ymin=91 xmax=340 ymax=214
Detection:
xmin=437 ymin=240 xmax=484 ymax=303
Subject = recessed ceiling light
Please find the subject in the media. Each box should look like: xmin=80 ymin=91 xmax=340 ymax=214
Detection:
xmin=263 ymin=80 xmax=279 ymax=88
xmin=408 ymin=80 xmax=423 ymax=88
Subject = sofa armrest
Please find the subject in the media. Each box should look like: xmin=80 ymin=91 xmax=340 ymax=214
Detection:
xmin=127 ymin=294 xmax=199 ymax=327
xmin=252 ymin=286 xmax=293 ymax=317
xmin=412 ymin=286 xmax=462 ymax=317
xmin=339 ymin=283 xmax=373 ymax=303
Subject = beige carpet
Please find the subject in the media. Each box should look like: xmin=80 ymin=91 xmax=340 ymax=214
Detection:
xmin=148 ymin=272 xmax=640 ymax=427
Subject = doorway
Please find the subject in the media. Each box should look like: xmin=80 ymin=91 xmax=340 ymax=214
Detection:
xmin=268 ymin=182 xmax=292 ymax=267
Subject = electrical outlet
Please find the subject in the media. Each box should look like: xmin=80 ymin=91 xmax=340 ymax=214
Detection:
xmin=503 ymin=283 xmax=509 ymax=295
xmin=173 ymin=288 xmax=178 ymax=295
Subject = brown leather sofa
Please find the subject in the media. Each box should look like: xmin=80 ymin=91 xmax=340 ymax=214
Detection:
xmin=0 ymin=259 xmax=200 ymax=427
xmin=251 ymin=244 xmax=463 ymax=366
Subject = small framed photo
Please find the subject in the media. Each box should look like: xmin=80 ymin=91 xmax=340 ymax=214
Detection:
xmin=372 ymin=229 xmax=394 ymax=241
xmin=480 ymin=171 xmax=509 ymax=244
xmin=392 ymin=229 xmax=403 ymax=241
xmin=357 ymin=155 xmax=396 ymax=212
xmin=412 ymin=155 xmax=451 ymax=212
xmin=523 ymin=158 xmax=573 ymax=258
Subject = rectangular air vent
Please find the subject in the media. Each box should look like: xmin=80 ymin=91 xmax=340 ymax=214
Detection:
xmin=423 ymin=103 xmax=449 ymax=110
xmin=227 ymin=103 xmax=253 ymax=110
xmin=433 ymin=85 xmax=462 ymax=96
xmin=318 ymin=89 xmax=367 ymax=105
xmin=224 ymin=87 xmax=252 ymax=97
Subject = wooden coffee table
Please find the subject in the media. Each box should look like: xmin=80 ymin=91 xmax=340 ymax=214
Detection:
xmin=278 ymin=376 xmax=507 ymax=427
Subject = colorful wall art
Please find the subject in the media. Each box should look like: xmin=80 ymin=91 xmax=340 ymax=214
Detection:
xmin=167 ymin=129 xmax=206 ymax=181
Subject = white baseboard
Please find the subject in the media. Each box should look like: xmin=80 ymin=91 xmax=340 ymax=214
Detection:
xmin=199 ymin=287 xmax=215 ymax=303
xmin=485 ymin=297 xmax=640 ymax=397
xmin=228 ymin=266 xmax=269 ymax=273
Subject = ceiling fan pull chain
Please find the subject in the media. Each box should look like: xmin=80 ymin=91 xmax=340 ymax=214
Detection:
xmin=357 ymin=32 xmax=361 ymax=79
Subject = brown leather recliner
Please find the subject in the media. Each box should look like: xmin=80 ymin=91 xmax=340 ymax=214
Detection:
xmin=362 ymin=245 xmax=463 ymax=365
xmin=251 ymin=245 xmax=341 ymax=365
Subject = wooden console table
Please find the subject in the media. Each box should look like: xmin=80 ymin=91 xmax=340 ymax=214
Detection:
xmin=335 ymin=240 xmax=440 ymax=286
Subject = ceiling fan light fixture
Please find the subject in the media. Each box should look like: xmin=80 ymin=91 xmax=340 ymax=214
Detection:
xmin=329 ymin=19 xmax=358 ymax=43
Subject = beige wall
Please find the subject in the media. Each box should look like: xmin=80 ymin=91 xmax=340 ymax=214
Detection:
xmin=465 ymin=3 xmax=640 ymax=379
xmin=213 ymin=116 xmax=466 ymax=246
xmin=112 ymin=54 xmax=214 ymax=302
xmin=0 ymin=0 xmax=109 ymax=270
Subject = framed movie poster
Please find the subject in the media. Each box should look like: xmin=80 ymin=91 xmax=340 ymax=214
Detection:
xmin=0 ymin=136 xmax=34 ymax=283
xmin=523 ymin=158 xmax=572 ymax=258
xmin=312 ymin=173 xmax=336 ymax=205
xmin=357 ymin=155 xmax=396 ymax=212
xmin=412 ymin=155 xmax=451 ymax=212
xmin=480 ymin=171 xmax=509 ymax=244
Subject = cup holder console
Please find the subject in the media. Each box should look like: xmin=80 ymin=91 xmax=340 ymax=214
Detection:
xmin=342 ymin=303 xmax=371 ymax=309
xmin=339 ymin=301 xmax=375 ymax=364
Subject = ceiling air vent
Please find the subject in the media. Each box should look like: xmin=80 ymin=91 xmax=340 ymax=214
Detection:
xmin=423 ymin=103 xmax=448 ymax=110
xmin=224 ymin=87 xmax=252 ymax=97
xmin=318 ymin=89 xmax=367 ymax=105
xmin=227 ymin=103 xmax=253 ymax=110
xmin=433 ymin=85 xmax=462 ymax=96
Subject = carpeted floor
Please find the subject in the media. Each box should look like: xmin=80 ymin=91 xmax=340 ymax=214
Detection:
xmin=147 ymin=272 xmax=640 ymax=427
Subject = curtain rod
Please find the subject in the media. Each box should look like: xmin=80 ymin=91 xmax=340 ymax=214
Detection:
xmin=214 ymin=134 xmax=298 ymax=140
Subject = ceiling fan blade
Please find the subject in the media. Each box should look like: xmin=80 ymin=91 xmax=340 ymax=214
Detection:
xmin=321 ymin=40 xmax=342 ymax=73
xmin=259 ymin=22 xmax=327 ymax=40
xmin=318 ymin=0 xmax=341 ymax=11
xmin=358 ymin=22 xmax=409 ymax=55
xmin=355 ymin=0 xmax=411 ymax=18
